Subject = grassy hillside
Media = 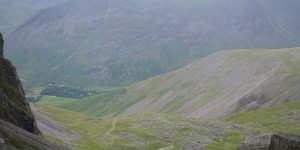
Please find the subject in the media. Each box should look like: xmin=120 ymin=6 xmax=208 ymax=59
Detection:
xmin=225 ymin=100 xmax=300 ymax=135
xmin=61 ymin=48 xmax=300 ymax=119
xmin=6 ymin=0 xmax=300 ymax=86
xmin=33 ymin=104 xmax=228 ymax=150
xmin=60 ymin=89 xmax=128 ymax=117
xmin=208 ymin=100 xmax=300 ymax=149
xmin=33 ymin=100 xmax=300 ymax=149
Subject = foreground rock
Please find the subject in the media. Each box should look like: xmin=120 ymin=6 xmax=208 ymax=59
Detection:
xmin=0 ymin=119 xmax=67 ymax=150
xmin=238 ymin=133 xmax=300 ymax=150
xmin=0 ymin=32 xmax=39 ymax=134
xmin=269 ymin=133 xmax=300 ymax=150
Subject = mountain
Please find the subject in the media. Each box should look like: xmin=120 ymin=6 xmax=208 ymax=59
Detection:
xmin=0 ymin=0 xmax=67 ymax=35
xmin=61 ymin=47 xmax=300 ymax=119
xmin=6 ymin=0 xmax=300 ymax=86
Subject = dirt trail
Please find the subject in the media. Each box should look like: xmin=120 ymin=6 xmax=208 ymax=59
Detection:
xmin=106 ymin=120 xmax=117 ymax=135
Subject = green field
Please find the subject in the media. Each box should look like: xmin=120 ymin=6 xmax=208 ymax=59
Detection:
xmin=60 ymin=88 xmax=131 ymax=117
xmin=85 ymin=86 xmax=123 ymax=92
xmin=36 ymin=96 xmax=79 ymax=106
xmin=31 ymin=86 xmax=46 ymax=95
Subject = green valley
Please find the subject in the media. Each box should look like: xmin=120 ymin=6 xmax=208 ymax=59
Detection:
xmin=1 ymin=0 xmax=300 ymax=149
xmin=27 ymin=48 xmax=300 ymax=149
xmin=32 ymin=98 xmax=300 ymax=150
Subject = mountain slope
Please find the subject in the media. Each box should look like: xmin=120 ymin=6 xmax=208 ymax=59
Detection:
xmin=6 ymin=0 xmax=300 ymax=86
xmin=0 ymin=0 xmax=66 ymax=35
xmin=33 ymin=104 xmax=229 ymax=150
xmin=61 ymin=47 xmax=300 ymax=118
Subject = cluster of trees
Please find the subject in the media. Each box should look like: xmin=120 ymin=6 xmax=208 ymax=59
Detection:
xmin=26 ymin=96 xmax=41 ymax=102
xmin=41 ymin=86 xmax=96 ymax=99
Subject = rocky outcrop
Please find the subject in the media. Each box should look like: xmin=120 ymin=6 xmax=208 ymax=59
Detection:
xmin=269 ymin=133 xmax=300 ymax=150
xmin=0 ymin=32 xmax=39 ymax=134
xmin=238 ymin=133 xmax=300 ymax=150
xmin=0 ymin=33 xmax=3 ymax=59
xmin=237 ymin=144 xmax=269 ymax=150
xmin=0 ymin=119 xmax=67 ymax=150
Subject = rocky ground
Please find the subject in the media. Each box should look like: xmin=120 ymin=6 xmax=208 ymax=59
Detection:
xmin=0 ymin=119 xmax=67 ymax=150
xmin=31 ymin=104 xmax=81 ymax=149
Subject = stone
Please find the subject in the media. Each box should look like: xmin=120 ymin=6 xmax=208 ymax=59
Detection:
xmin=0 ymin=32 xmax=3 ymax=59
xmin=0 ymin=35 xmax=40 ymax=134
xmin=237 ymin=144 xmax=269 ymax=150
xmin=0 ymin=138 xmax=4 ymax=146
xmin=237 ymin=133 xmax=300 ymax=150
xmin=269 ymin=133 xmax=300 ymax=150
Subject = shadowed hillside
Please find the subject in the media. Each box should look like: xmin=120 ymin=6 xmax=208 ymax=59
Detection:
xmin=0 ymin=0 xmax=67 ymax=35
xmin=6 ymin=0 xmax=300 ymax=86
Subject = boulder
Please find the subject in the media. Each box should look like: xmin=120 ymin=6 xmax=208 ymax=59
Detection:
xmin=269 ymin=133 xmax=300 ymax=150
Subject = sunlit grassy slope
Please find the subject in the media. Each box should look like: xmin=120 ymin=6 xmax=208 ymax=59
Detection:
xmin=208 ymin=100 xmax=300 ymax=149
xmin=59 ymin=89 xmax=127 ymax=117
xmin=34 ymin=99 xmax=300 ymax=150
xmin=34 ymin=104 xmax=227 ymax=150
xmin=225 ymin=100 xmax=300 ymax=134
xmin=61 ymin=48 xmax=300 ymax=119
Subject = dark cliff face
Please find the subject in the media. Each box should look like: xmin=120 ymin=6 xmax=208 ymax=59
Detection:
xmin=0 ymin=33 xmax=3 ymax=59
xmin=0 ymin=33 xmax=39 ymax=135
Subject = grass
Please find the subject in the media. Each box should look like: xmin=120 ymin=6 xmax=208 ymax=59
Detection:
xmin=36 ymin=96 xmax=79 ymax=106
xmin=19 ymin=48 xmax=300 ymax=120
xmin=30 ymin=85 xmax=124 ymax=107
xmin=34 ymin=99 xmax=300 ymax=149
xmin=34 ymin=104 xmax=226 ymax=150
xmin=206 ymin=100 xmax=300 ymax=149
xmin=60 ymin=89 xmax=128 ymax=117
xmin=9 ymin=138 xmax=40 ymax=150
xmin=225 ymin=100 xmax=300 ymax=134
xmin=32 ymin=86 xmax=46 ymax=95
xmin=85 ymin=86 xmax=122 ymax=92
xmin=206 ymin=130 xmax=245 ymax=150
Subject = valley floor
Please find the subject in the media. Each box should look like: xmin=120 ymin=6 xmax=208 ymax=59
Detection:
xmin=30 ymin=100 xmax=300 ymax=150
